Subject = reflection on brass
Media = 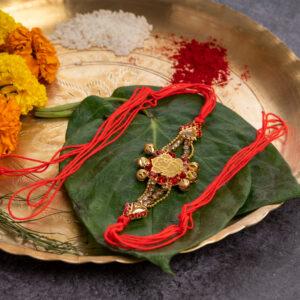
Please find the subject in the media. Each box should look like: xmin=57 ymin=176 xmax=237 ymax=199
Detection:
xmin=0 ymin=0 xmax=298 ymax=264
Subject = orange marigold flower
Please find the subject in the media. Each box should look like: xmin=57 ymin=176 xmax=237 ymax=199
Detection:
xmin=31 ymin=27 xmax=60 ymax=84
xmin=3 ymin=26 xmax=59 ymax=84
xmin=4 ymin=26 xmax=40 ymax=78
xmin=0 ymin=96 xmax=21 ymax=155
xmin=5 ymin=26 xmax=32 ymax=55
xmin=19 ymin=53 xmax=40 ymax=78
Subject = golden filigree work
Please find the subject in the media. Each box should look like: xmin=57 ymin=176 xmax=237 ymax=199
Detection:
xmin=151 ymin=153 xmax=184 ymax=177
xmin=124 ymin=122 xmax=202 ymax=220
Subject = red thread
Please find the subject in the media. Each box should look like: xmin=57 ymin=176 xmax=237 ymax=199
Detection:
xmin=0 ymin=83 xmax=287 ymax=252
xmin=104 ymin=112 xmax=288 ymax=250
xmin=1 ymin=83 xmax=216 ymax=221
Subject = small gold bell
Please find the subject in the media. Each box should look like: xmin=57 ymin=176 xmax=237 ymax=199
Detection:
xmin=136 ymin=169 xmax=149 ymax=181
xmin=178 ymin=178 xmax=190 ymax=191
xmin=144 ymin=143 xmax=156 ymax=155
xmin=189 ymin=162 xmax=199 ymax=172
xmin=186 ymin=171 xmax=197 ymax=182
xmin=136 ymin=157 xmax=150 ymax=168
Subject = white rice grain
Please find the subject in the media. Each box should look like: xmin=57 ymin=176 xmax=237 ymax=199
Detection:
xmin=50 ymin=9 xmax=153 ymax=56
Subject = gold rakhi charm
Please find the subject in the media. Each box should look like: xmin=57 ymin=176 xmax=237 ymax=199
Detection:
xmin=123 ymin=121 xmax=202 ymax=220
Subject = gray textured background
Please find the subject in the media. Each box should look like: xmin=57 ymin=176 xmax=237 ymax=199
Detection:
xmin=0 ymin=0 xmax=299 ymax=299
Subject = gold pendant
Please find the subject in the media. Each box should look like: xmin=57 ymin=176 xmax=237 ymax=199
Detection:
xmin=123 ymin=121 xmax=202 ymax=220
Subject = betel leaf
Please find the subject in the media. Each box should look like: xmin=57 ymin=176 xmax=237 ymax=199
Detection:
xmin=61 ymin=86 xmax=300 ymax=271
xmin=237 ymin=144 xmax=300 ymax=215
xmin=111 ymin=86 xmax=300 ymax=216
xmin=61 ymin=94 xmax=251 ymax=272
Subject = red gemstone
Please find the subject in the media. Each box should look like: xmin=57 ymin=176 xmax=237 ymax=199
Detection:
xmin=169 ymin=152 xmax=176 ymax=158
xmin=145 ymin=164 xmax=152 ymax=171
xmin=171 ymin=177 xmax=180 ymax=185
xmin=150 ymin=171 xmax=157 ymax=177
xmin=180 ymin=172 xmax=186 ymax=179
xmin=158 ymin=176 xmax=167 ymax=184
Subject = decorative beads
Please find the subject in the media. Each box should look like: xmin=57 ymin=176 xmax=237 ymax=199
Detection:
xmin=136 ymin=169 xmax=149 ymax=181
xmin=144 ymin=143 xmax=156 ymax=155
xmin=126 ymin=122 xmax=201 ymax=220
xmin=178 ymin=178 xmax=190 ymax=191
xmin=136 ymin=157 xmax=151 ymax=168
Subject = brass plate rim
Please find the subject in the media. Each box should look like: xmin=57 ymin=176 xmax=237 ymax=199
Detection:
xmin=0 ymin=0 xmax=298 ymax=264
xmin=0 ymin=203 xmax=281 ymax=264
xmin=215 ymin=0 xmax=299 ymax=60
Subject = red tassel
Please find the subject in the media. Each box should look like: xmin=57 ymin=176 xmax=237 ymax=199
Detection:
xmin=104 ymin=112 xmax=288 ymax=250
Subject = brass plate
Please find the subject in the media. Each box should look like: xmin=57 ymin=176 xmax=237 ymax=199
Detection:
xmin=0 ymin=0 xmax=299 ymax=264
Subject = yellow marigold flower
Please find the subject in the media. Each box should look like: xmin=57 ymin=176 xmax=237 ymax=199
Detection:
xmin=0 ymin=95 xmax=21 ymax=155
xmin=4 ymin=26 xmax=59 ymax=84
xmin=0 ymin=53 xmax=47 ymax=115
xmin=0 ymin=10 xmax=19 ymax=46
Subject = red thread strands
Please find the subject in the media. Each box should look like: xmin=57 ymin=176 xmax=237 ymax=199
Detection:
xmin=0 ymin=145 xmax=83 ymax=176
xmin=104 ymin=112 xmax=288 ymax=250
xmin=1 ymin=83 xmax=216 ymax=221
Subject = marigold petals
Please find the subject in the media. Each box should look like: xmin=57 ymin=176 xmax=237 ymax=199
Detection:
xmin=5 ymin=26 xmax=32 ymax=54
xmin=2 ymin=24 xmax=59 ymax=84
xmin=21 ymin=54 xmax=40 ymax=78
xmin=0 ymin=53 xmax=47 ymax=115
xmin=0 ymin=10 xmax=19 ymax=45
xmin=31 ymin=27 xmax=60 ymax=84
xmin=0 ymin=95 xmax=21 ymax=154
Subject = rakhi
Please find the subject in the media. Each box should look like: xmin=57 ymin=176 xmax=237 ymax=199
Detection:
xmin=0 ymin=83 xmax=287 ymax=252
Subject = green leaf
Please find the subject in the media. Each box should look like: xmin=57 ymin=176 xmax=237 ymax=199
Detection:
xmin=237 ymin=145 xmax=300 ymax=215
xmin=111 ymin=86 xmax=300 ymax=215
xmin=61 ymin=86 xmax=300 ymax=271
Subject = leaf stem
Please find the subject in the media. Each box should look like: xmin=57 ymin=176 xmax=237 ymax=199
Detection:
xmin=34 ymin=110 xmax=75 ymax=118
xmin=33 ymin=97 xmax=154 ymax=119
xmin=33 ymin=97 xmax=128 ymax=118
xmin=36 ymin=102 xmax=80 ymax=112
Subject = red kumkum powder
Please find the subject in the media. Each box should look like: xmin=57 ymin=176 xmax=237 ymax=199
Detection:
xmin=171 ymin=39 xmax=230 ymax=86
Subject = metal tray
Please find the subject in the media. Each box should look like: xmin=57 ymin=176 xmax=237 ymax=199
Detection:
xmin=0 ymin=0 xmax=299 ymax=264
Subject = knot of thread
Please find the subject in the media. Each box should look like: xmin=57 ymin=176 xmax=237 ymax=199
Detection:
xmin=117 ymin=215 xmax=131 ymax=227
xmin=194 ymin=116 xmax=205 ymax=124
xmin=103 ymin=215 xmax=131 ymax=249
